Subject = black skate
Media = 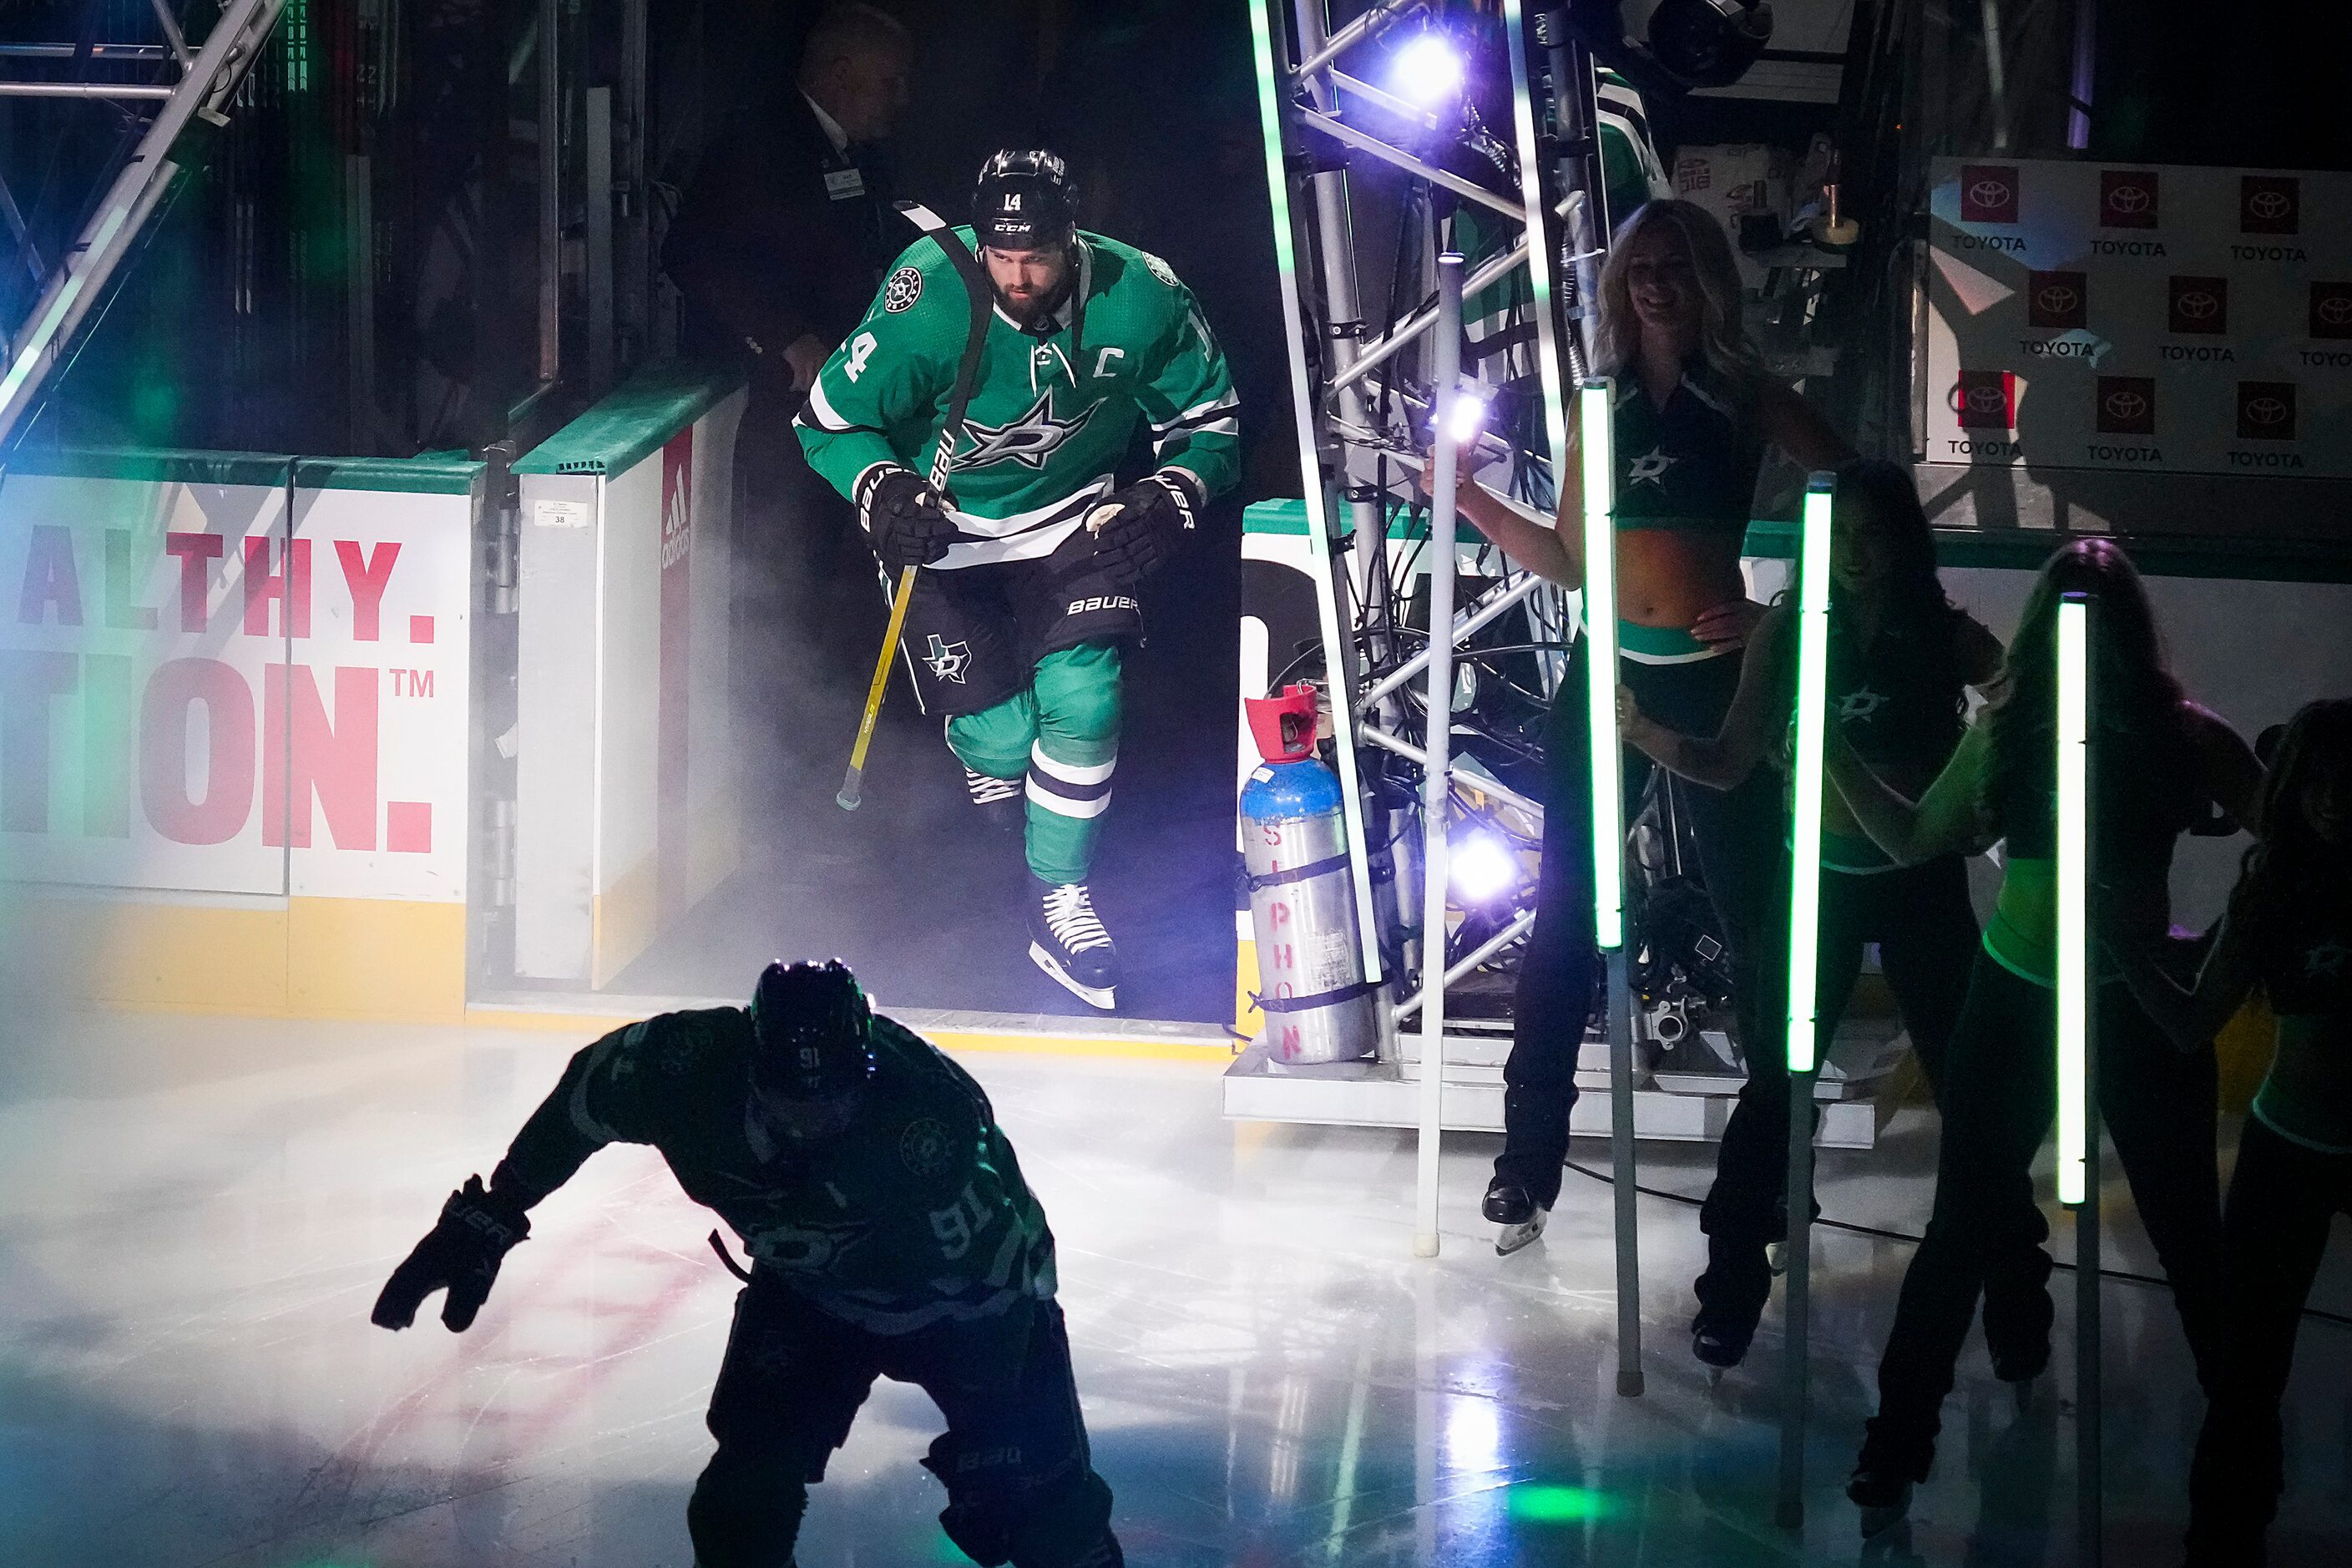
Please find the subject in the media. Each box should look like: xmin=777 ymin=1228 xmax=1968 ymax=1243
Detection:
xmin=1846 ymin=1465 xmax=1914 ymax=1537
xmin=1029 ymin=880 xmax=1119 ymax=1010
xmin=964 ymin=768 xmax=1022 ymax=834
xmin=1482 ymin=1181 xmax=1548 ymax=1256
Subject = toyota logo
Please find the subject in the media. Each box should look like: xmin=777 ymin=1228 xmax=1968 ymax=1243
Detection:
xmin=2103 ymin=391 xmax=2148 ymax=420
xmin=1969 ymin=179 xmax=2012 ymax=208
xmin=2037 ymin=285 xmax=2080 ymax=314
xmin=2319 ymin=296 xmax=2352 ymax=326
xmin=1965 ymin=386 xmax=2007 ymax=413
xmin=2244 ymin=397 xmax=2290 ymax=427
xmin=2248 ymin=190 xmax=2292 ymax=220
xmin=2107 ymin=185 xmax=2150 ymax=214
xmin=2176 ymin=291 xmax=2219 ymax=320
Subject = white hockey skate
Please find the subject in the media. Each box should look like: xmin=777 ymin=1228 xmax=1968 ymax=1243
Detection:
xmin=1029 ymin=880 xmax=1119 ymax=1010
xmin=1495 ymin=1208 xmax=1549 ymax=1257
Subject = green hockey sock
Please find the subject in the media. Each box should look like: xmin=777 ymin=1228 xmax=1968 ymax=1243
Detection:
xmin=1019 ymin=642 xmax=1121 ymax=884
xmin=944 ymin=690 xmax=1036 ymax=782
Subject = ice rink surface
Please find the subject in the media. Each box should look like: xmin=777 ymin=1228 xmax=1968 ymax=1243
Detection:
xmin=3 ymin=1010 xmax=2348 ymax=1567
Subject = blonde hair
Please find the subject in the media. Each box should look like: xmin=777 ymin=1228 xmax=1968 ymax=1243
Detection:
xmin=1591 ymin=200 xmax=1760 ymax=386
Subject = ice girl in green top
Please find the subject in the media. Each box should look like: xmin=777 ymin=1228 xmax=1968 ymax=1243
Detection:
xmin=1821 ymin=538 xmax=2261 ymax=1532
xmin=2110 ymin=698 xmax=2352 ymax=1565
xmin=1617 ymin=460 xmax=2005 ymax=1373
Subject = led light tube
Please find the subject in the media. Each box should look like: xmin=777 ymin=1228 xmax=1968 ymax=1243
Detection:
xmin=2056 ymin=593 xmax=2091 ymax=1207
xmin=1580 ymin=378 xmax=1623 ymax=950
xmin=1784 ymin=476 xmax=1836 ymax=1074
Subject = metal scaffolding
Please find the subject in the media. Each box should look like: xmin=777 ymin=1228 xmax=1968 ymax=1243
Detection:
xmin=0 ymin=0 xmax=288 ymax=457
xmin=1241 ymin=0 xmax=1650 ymax=1303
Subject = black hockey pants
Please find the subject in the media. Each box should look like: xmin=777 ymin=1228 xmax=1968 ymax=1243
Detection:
xmin=1692 ymin=852 xmax=1981 ymax=1342
xmin=2185 ymin=1116 xmax=2352 ymax=1563
xmin=1858 ymin=953 xmax=2226 ymax=1483
xmin=690 ymin=1280 xmax=1120 ymax=1568
xmin=1496 ymin=638 xmax=1782 ymax=1209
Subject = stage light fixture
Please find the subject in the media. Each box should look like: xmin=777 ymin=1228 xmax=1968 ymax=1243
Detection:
xmin=1446 ymin=390 xmax=1489 ymax=443
xmin=1449 ymin=831 xmax=1520 ymax=905
xmin=1392 ymin=32 xmax=1465 ymax=105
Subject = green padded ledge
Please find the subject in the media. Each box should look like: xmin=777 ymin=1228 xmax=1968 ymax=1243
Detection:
xmin=3 ymin=445 xmax=295 ymax=487
xmin=515 ymin=357 xmax=746 ymax=478
xmin=294 ymin=453 xmax=481 ymax=495
xmin=1243 ymin=496 xmax=1429 ymax=541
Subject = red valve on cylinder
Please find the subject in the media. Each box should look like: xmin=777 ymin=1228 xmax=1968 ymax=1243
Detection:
xmin=1245 ymin=684 xmax=1320 ymax=763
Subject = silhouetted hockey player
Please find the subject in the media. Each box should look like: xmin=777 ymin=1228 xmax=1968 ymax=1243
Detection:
xmin=372 ymin=959 xmax=1121 ymax=1568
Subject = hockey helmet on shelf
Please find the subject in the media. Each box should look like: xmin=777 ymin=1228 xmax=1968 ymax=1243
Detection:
xmin=973 ymin=149 xmax=1078 ymax=252
xmin=749 ymin=959 xmax=877 ymax=1141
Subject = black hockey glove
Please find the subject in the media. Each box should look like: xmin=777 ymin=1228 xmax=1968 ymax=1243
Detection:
xmin=856 ymin=464 xmax=957 ymax=573
xmin=1087 ymin=470 xmax=1200 ymax=589
xmin=371 ymin=1174 xmax=532 ymax=1333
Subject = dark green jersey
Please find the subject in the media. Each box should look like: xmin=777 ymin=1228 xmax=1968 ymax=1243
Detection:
xmin=795 ymin=227 xmax=1239 ymax=569
xmin=498 ymin=1009 xmax=1055 ymax=1334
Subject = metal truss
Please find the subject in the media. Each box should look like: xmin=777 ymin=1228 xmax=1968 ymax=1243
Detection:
xmin=0 ymin=0 xmax=289 ymax=455
xmin=1248 ymin=0 xmax=1616 ymax=1056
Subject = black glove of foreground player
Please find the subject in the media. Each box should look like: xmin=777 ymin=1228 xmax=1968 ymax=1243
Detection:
xmin=372 ymin=1174 xmax=532 ymax=1332
xmin=857 ymin=464 xmax=958 ymax=572
xmin=1089 ymin=471 xmax=1199 ymax=588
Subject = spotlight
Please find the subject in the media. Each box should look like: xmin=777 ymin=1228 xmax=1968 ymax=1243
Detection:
xmin=1446 ymin=391 xmax=1489 ymax=444
xmin=1391 ymin=33 xmax=1464 ymax=105
xmin=1449 ymin=830 xmax=1520 ymax=905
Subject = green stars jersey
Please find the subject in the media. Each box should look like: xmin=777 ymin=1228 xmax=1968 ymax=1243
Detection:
xmin=495 ymin=1009 xmax=1057 ymax=1336
xmin=795 ymin=226 xmax=1239 ymax=569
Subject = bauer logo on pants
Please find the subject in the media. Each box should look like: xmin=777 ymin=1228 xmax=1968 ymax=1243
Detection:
xmin=2236 ymin=382 xmax=2297 ymax=441
xmin=1065 ymin=595 xmax=1139 ymax=617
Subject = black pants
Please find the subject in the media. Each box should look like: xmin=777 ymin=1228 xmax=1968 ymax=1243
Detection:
xmin=1859 ymin=953 xmax=2226 ymax=1482
xmin=2186 ymin=1116 xmax=2352 ymax=1557
xmin=1497 ymin=640 xmax=1783 ymax=1209
xmin=1693 ymin=853 xmax=1981 ymax=1336
xmin=690 ymin=1281 xmax=1120 ymax=1568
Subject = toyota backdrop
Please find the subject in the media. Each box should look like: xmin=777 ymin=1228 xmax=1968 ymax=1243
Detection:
xmin=1922 ymin=158 xmax=2352 ymax=483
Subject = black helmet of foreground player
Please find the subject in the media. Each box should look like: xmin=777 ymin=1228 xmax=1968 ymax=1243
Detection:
xmin=372 ymin=962 xmax=1123 ymax=1566
xmin=749 ymin=958 xmax=878 ymax=1141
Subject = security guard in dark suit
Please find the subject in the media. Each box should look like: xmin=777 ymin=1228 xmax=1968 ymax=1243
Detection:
xmin=664 ymin=3 xmax=913 ymax=811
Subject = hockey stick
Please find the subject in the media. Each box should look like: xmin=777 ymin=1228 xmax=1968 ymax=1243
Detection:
xmin=837 ymin=202 xmax=996 ymax=811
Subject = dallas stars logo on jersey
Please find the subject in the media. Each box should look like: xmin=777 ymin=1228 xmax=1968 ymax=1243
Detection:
xmin=954 ymin=390 xmax=1098 ymax=471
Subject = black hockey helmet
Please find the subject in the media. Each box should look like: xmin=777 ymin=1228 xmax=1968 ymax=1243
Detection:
xmin=749 ymin=959 xmax=876 ymax=1140
xmin=973 ymin=149 xmax=1078 ymax=252
xmin=1647 ymin=0 xmax=1773 ymax=89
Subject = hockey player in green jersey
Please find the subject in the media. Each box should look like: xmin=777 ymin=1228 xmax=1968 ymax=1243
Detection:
xmin=796 ymin=149 xmax=1239 ymax=1010
xmin=372 ymin=959 xmax=1122 ymax=1568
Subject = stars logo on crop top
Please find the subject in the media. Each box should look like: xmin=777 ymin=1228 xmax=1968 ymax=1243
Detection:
xmin=1625 ymin=446 xmax=1679 ymax=490
xmin=2304 ymin=942 xmax=2348 ymax=979
xmin=1838 ymin=685 xmax=1889 ymax=722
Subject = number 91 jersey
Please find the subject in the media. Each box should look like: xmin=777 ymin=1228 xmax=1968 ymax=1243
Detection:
xmin=504 ymin=1009 xmax=1059 ymax=1336
xmin=794 ymin=226 xmax=1239 ymax=571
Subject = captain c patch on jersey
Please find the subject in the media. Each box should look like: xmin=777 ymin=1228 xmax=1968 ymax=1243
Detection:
xmin=883 ymin=265 xmax=924 ymax=313
xmin=955 ymin=390 xmax=1099 ymax=471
